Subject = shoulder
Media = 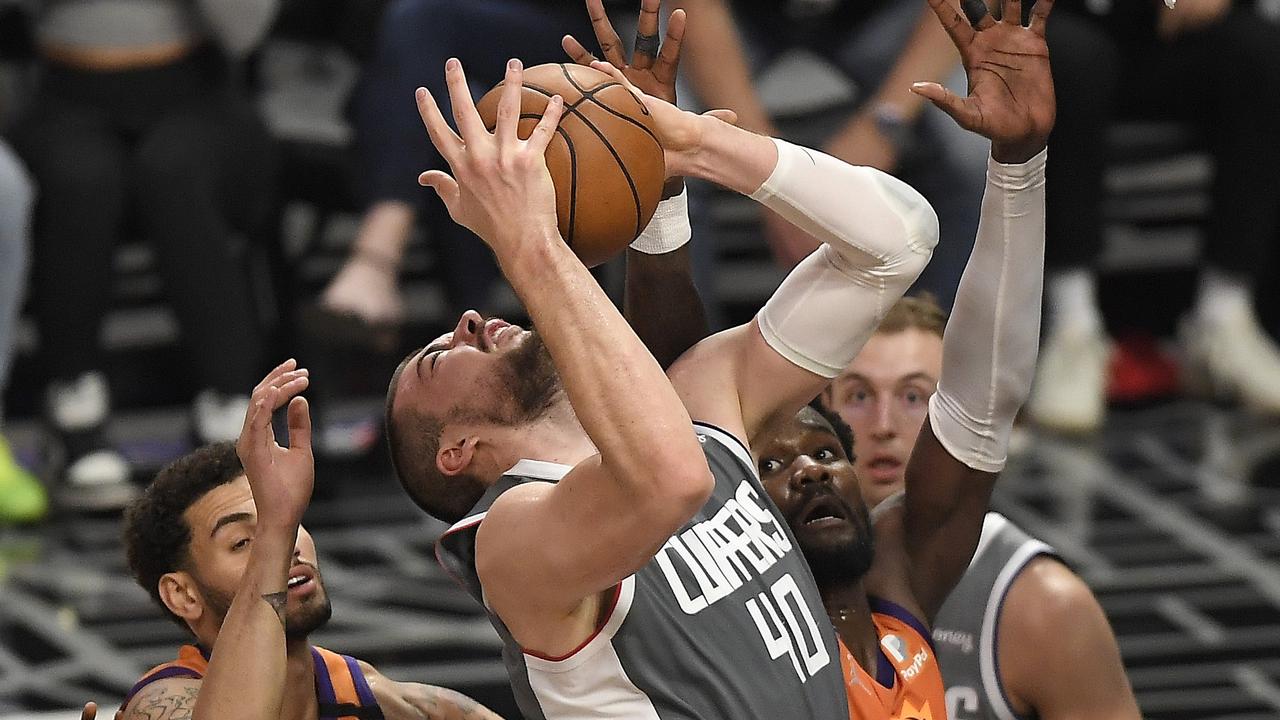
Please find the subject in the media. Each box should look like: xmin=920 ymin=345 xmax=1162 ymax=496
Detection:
xmin=119 ymin=676 xmax=202 ymax=719
xmin=997 ymin=556 xmax=1138 ymax=718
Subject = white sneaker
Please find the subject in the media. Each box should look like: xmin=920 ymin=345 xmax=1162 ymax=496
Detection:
xmin=1026 ymin=322 xmax=1111 ymax=434
xmin=193 ymin=390 xmax=252 ymax=444
xmin=1180 ymin=305 xmax=1280 ymax=414
xmin=46 ymin=371 xmax=135 ymax=511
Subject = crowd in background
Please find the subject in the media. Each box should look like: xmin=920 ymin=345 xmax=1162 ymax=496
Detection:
xmin=2 ymin=0 xmax=1280 ymax=525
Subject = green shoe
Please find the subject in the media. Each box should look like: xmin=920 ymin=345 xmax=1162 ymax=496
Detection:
xmin=0 ymin=435 xmax=48 ymax=524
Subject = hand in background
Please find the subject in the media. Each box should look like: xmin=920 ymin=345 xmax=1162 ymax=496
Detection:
xmin=1157 ymin=0 xmax=1230 ymax=40
xmin=824 ymin=111 xmax=900 ymax=173
xmin=563 ymin=0 xmax=685 ymax=105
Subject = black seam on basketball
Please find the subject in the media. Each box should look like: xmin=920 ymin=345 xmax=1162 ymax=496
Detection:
xmin=552 ymin=65 xmax=659 ymax=146
xmin=521 ymin=82 xmax=620 ymax=115
xmin=558 ymin=126 xmax=579 ymax=248
xmin=570 ymin=111 xmax=645 ymax=240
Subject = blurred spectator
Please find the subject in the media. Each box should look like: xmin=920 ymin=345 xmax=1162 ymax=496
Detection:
xmin=317 ymin=0 xmax=602 ymax=335
xmin=1028 ymin=0 xmax=1280 ymax=434
xmin=673 ymin=0 xmax=989 ymax=308
xmin=10 ymin=0 xmax=279 ymax=510
xmin=0 ymin=139 xmax=46 ymax=524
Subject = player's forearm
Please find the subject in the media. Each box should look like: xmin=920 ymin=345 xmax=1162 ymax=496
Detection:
xmin=194 ymin=524 xmax=294 ymax=720
xmin=624 ymin=182 xmax=709 ymax=369
xmin=672 ymin=0 xmax=775 ymax=134
xmin=929 ymin=150 xmax=1047 ymax=473
xmin=501 ymin=232 xmax=709 ymax=494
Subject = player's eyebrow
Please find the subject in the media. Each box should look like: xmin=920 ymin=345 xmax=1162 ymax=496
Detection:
xmin=211 ymin=512 xmax=254 ymax=538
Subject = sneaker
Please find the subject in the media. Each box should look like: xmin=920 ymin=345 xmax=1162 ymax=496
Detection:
xmin=193 ymin=390 xmax=252 ymax=444
xmin=1026 ymin=321 xmax=1111 ymax=434
xmin=1180 ymin=304 xmax=1280 ymax=414
xmin=46 ymin=372 xmax=135 ymax=512
xmin=0 ymin=435 xmax=47 ymax=524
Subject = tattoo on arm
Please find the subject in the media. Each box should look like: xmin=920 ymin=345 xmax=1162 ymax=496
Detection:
xmin=261 ymin=591 xmax=288 ymax=626
xmin=413 ymin=685 xmax=490 ymax=720
xmin=123 ymin=684 xmax=198 ymax=720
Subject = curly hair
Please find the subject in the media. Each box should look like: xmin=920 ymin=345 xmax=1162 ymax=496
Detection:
xmin=122 ymin=442 xmax=245 ymax=628
xmin=809 ymin=396 xmax=856 ymax=463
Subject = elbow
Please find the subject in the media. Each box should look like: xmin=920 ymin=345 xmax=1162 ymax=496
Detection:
xmin=652 ymin=454 xmax=715 ymax=517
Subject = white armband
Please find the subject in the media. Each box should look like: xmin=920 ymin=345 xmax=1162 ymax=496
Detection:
xmin=630 ymin=190 xmax=691 ymax=254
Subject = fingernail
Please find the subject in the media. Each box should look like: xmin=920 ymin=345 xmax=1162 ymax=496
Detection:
xmin=508 ymin=58 xmax=521 ymax=71
xmin=446 ymin=58 xmax=459 ymax=70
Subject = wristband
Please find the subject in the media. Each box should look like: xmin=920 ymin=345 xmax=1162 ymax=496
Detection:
xmin=629 ymin=190 xmax=691 ymax=254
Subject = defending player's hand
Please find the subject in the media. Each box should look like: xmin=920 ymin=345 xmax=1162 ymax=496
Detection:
xmin=416 ymin=59 xmax=565 ymax=255
xmin=589 ymin=60 xmax=736 ymax=178
xmin=913 ymin=0 xmax=1056 ymax=163
xmin=563 ymin=0 xmax=684 ymax=105
xmin=235 ymin=358 xmax=314 ymax=532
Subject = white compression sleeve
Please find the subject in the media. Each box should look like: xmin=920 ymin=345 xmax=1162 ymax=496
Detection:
xmin=928 ymin=149 xmax=1048 ymax=473
xmin=752 ymin=139 xmax=939 ymax=377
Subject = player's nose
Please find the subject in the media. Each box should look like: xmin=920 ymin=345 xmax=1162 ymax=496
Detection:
xmin=453 ymin=310 xmax=485 ymax=346
xmin=789 ymin=456 xmax=832 ymax=490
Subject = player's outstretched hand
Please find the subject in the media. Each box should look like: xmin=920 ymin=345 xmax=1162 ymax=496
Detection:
xmin=589 ymin=60 xmax=736 ymax=178
xmin=912 ymin=0 xmax=1056 ymax=163
xmin=563 ymin=0 xmax=684 ymax=105
xmin=416 ymin=58 xmax=565 ymax=256
xmin=235 ymin=358 xmax=314 ymax=532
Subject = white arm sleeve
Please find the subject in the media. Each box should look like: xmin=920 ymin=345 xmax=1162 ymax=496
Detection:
xmin=753 ymin=139 xmax=939 ymax=377
xmin=928 ymin=149 xmax=1047 ymax=473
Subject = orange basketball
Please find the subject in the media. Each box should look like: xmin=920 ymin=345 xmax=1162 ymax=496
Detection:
xmin=476 ymin=63 xmax=665 ymax=267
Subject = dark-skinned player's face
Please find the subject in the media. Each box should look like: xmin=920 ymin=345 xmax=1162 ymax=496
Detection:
xmin=181 ymin=476 xmax=332 ymax=638
xmin=753 ymin=407 xmax=875 ymax=585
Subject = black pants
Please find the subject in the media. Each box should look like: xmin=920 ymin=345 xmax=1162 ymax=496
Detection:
xmin=13 ymin=50 xmax=274 ymax=393
xmin=1044 ymin=6 xmax=1280 ymax=277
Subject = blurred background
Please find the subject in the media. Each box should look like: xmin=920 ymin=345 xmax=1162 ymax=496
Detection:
xmin=2 ymin=0 xmax=1280 ymax=717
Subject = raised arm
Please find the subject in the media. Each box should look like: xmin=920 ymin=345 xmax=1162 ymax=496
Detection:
xmin=874 ymin=0 xmax=1056 ymax=621
xmin=594 ymin=62 xmax=939 ymax=444
xmin=416 ymin=59 xmax=713 ymax=637
xmin=563 ymin=0 xmax=711 ymax=367
xmin=127 ymin=361 xmax=314 ymax=720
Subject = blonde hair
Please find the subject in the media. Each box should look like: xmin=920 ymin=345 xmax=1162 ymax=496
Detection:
xmin=877 ymin=293 xmax=946 ymax=338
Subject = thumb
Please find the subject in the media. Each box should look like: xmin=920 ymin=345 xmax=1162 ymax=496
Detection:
xmin=910 ymin=82 xmax=981 ymax=132
xmin=286 ymin=396 xmax=312 ymax=454
xmin=703 ymin=108 xmax=738 ymax=126
xmin=418 ymin=170 xmax=461 ymax=208
xmin=81 ymin=703 xmax=97 ymax=720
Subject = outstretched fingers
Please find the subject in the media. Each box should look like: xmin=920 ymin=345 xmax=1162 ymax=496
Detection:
xmin=495 ymin=59 xmax=524 ymax=142
xmin=586 ymin=0 xmax=626 ymax=67
xmin=287 ymin=396 xmax=313 ymax=456
xmin=653 ymin=8 xmax=686 ymax=87
xmin=927 ymin=0 xmax=976 ymax=48
xmin=962 ymin=0 xmax=996 ymax=29
xmin=1003 ymin=0 xmax=1022 ymax=25
xmin=416 ymin=87 xmax=462 ymax=160
xmin=443 ymin=59 xmax=486 ymax=142
xmin=562 ymin=33 xmax=596 ymax=66
xmin=526 ymin=95 xmax=565 ymax=154
xmin=632 ymin=0 xmax=662 ymax=70
xmin=1028 ymin=0 xmax=1054 ymax=36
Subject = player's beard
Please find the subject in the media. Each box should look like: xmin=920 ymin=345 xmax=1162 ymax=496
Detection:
xmin=198 ymin=569 xmax=334 ymax=640
xmin=492 ymin=329 xmax=562 ymax=425
xmin=795 ymin=499 xmax=875 ymax=588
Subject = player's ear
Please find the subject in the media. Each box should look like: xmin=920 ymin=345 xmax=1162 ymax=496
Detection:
xmin=437 ymin=434 xmax=479 ymax=477
xmin=159 ymin=571 xmax=203 ymax=624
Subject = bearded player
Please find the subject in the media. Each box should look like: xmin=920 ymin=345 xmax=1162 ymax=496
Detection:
xmin=117 ymin=360 xmax=504 ymax=720
xmin=619 ymin=0 xmax=1065 ymax=717
xmin=382 ymin=0 xmax=952 ymax=713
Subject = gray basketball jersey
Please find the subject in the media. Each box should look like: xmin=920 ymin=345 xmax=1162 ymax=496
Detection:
xmin=930 ymin=512 xmax=1056 ymax=720
xmin=436 ymin=422 xmax=849 ymax=720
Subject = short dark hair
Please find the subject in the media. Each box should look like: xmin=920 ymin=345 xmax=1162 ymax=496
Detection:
xmin=809 ymin=397 xmax=856 ymax=463
xmin=878 ymin=293 xmax=947 ymax=339
xmin=385 ymin=356 xmax=486 ymax=524
xmin=123 ymin=442 xmax=245 ymax=628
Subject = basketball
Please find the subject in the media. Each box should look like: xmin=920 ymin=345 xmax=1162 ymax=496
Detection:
xmin=475 ymin=63 xmax=666 ymax=267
